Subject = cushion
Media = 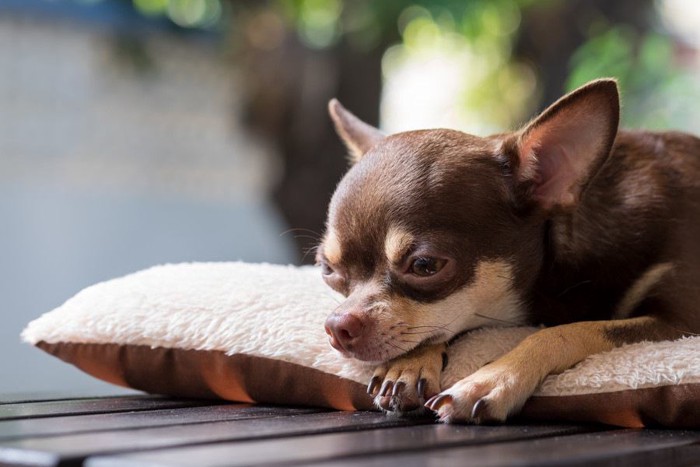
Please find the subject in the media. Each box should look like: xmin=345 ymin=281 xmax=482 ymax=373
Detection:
xmin=22 ymin=262 xmax=700 ymax=428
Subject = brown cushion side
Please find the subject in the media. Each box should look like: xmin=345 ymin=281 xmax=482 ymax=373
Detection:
xmin=521 ymin=384 xmax=700 ymax=429
xmin=36 ymin=341 xmax=700 ymax=428
xmin=36 ymin=341 xmax=375 ymax=411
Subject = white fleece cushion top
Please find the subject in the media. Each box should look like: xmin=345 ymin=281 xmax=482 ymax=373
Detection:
xmin=22 ymin=262 xmax=700 ymax=428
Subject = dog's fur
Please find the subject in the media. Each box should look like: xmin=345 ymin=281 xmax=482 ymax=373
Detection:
xmin=318 ymin=79 xmax=700 ymax=423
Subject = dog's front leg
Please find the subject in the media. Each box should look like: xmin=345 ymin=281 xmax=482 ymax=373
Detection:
xmin=426 ymin=316 xmax=684 ymax=424
xmin=368 ymin=342 xmax=447 ymax=412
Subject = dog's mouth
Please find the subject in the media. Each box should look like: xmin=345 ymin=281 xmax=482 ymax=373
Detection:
xmin=329 ymin=326 xmax=449 ymax=363
xmin=325 ymin=328 xmax=400 ymax=362
xmin=324 ymin=293 xmax=457 ymax=362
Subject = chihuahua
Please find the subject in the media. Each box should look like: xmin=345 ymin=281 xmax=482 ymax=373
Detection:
xmin=318 ymin=79 xmax=700 ymax=423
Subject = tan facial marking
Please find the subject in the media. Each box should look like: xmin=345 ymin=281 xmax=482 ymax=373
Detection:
xmin=418 ymin=260 xmax=524 ymax=332
xmin=323 ymin=230 xmax=342 ymax=264
xmin=614 ymin=262 xmax=674 ymax=319
xmin=370 ymin=260 xmax=525 ymax=359
xmin=384 ymin=227 xmax=413 ymax=265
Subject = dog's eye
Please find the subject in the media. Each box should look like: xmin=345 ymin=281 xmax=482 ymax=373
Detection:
xmin=319 ymin=262 xmax=348 ymax=296
xmin=321 ymin=262 xmax=334 ymax=276
xmin=409 ymin=257 xmax=446 ymax=277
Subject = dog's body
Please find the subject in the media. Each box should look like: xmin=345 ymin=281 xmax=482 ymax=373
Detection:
xmin=318 ymin=79 xmax=700 ymax=423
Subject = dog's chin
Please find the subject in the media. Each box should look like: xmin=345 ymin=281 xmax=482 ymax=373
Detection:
xmin=326 ymin=337 xmax=400 ymax=362
xmin=343 ymin=332 xmax=452 ymax=362
xmin=342 ymin=342 xmax=419 ymax=363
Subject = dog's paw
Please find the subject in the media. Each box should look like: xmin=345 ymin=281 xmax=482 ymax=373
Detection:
xmin=424 ymin=362 xmax=541 ymax=424
xmin=367 ymin=343 xmax=446 ymax=413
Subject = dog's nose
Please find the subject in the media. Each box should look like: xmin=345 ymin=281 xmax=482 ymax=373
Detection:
xmin=324 ymin=313 xmax=364 ymax=352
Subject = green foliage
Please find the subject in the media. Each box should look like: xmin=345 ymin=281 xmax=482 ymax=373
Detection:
xmin=567 ymin=26 xmax=692 ymax=129
xmin=382 ymin=0 xmax=535 ymax=131
xmin=275 ymin=0 xmax=531 ymax=50
xmin=132 ymin=0 xmax=223 ymax=28
xmin=120 ymin=0 xmax=697 ymax=131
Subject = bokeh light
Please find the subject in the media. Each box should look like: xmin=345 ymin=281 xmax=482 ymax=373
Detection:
xmin=133 ymin=0 xmax=222 ymax=29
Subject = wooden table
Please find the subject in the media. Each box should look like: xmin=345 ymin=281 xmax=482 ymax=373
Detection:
xmin=0 ymin=394 xmax=698 ymax=466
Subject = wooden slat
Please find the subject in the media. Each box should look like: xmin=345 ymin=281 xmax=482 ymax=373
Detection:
xmin=0 ymin=397 xmax=222 ymax=421
xmin=0 ymin=411 xmax=429 ymax=467
xmin=0 ymin=405 xmax=322 ymax=440
xmin=309 ymin=429 xmax=700 ymax=467
xmin=0 ymin=391 xmax=140 ymax=405
xmin=85 ymin=423 xmax=594 ymax=467
xmin=3 ymin=394 xmax=697 ymax=467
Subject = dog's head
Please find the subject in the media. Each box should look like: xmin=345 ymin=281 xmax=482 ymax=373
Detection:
xmin=319 ymin=79 xmax=620 ymax=362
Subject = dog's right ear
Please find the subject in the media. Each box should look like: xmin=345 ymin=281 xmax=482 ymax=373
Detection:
xmin=328 ymin=99 xmax=385 ymax=164
xmin=512 ymin=79 xmax=620 ymax=211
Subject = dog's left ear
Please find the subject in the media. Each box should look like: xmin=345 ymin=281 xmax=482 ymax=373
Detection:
xmin=513 ymin=79 xmax=620 ymax=210
xmin=328 ymin=99 xmax=385 ymax=164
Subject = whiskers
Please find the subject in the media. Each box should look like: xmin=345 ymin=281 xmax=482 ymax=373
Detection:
xmin=474 ymin=312 xmax=521 ymax=326
xmin=280 ymin=228 xmax=323 ymax=263
xmin=403 ymin=314 xmax=461 ymax=336
xmin=279 ymin=227 xmax=323 ymax=240
xmin=385 ymin=339 xmax=411 ymax=355
xmin=392 ymin=316 xmax=460 ymax=349
xmin=302 ymin=244 xmax=320 ymax=264
xmin=325 ymin=292 xmax=342 ymax=306
xmin=401 ymin=323 xmax=451 ymax=336
xmin=394 ymin=312 xmax=520 ymax=350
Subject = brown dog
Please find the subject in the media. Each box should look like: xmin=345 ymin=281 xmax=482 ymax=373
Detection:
xmin=318 ymin=79 xmax=700 ymax=423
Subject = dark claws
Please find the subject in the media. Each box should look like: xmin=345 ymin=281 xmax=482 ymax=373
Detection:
xmin=471 ymin=398 xmax=488 ymax=420
xmin=379 ymin=380 xmax=394 ymax=397
xmin=425 ymin=393 xmax=453 ymax=411
xmin=367 ymin=376 xmax=381 ymax=395
xmin=416 ymin=378 xmax=426 ymax=400
xmin=391 ymin=381 xmax=406 ymax=397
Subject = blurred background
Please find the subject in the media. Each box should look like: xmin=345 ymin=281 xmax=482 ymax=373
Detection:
xmin=2 ymin=0 xmax=700 ymax=394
